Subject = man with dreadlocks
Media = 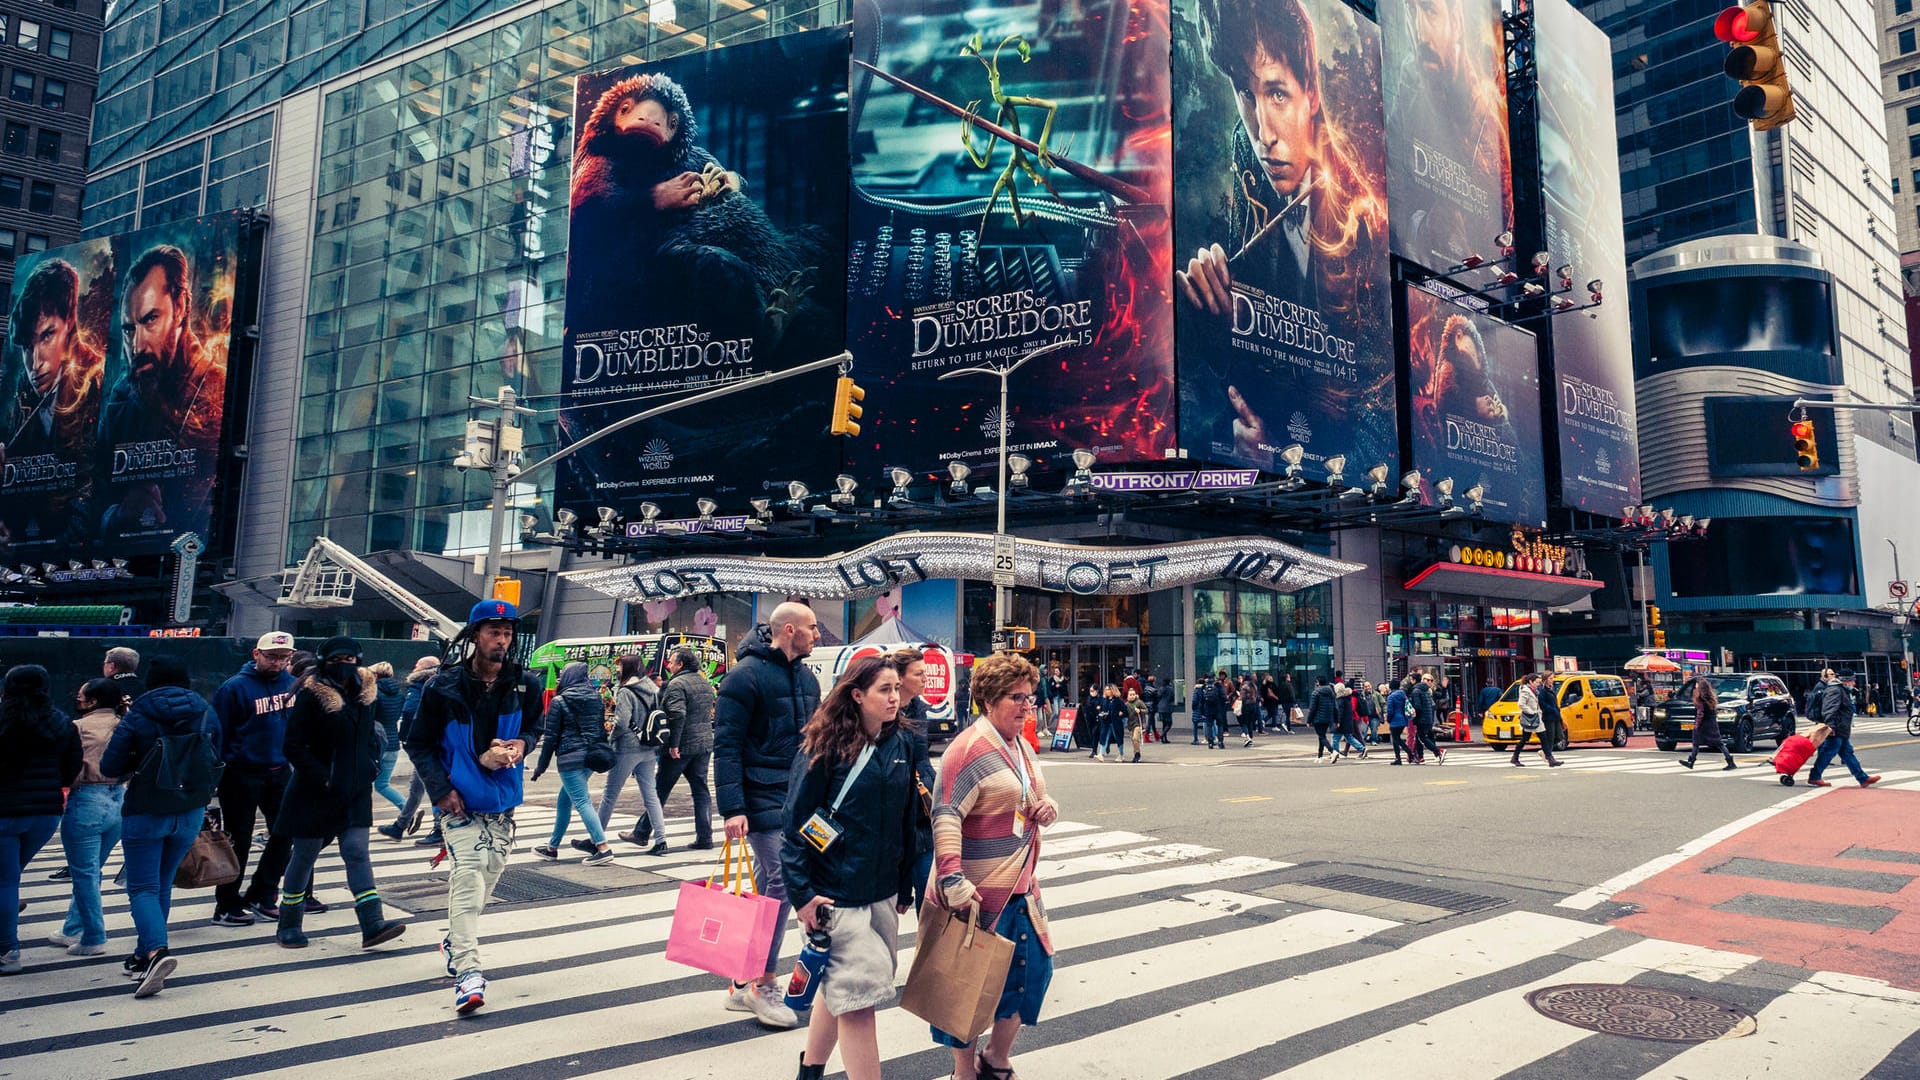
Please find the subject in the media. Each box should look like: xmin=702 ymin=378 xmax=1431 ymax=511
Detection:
xmin=402 ymin=599 xmax=546 ymax=1015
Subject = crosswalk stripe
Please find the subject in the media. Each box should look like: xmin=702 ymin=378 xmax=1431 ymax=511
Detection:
xmin=571 ymin=906 xmax=1397 ymax=1080
xmin=1009 ymin=911 xmax=1609 ymax=1079
xmin=1262 ymin=937 xmax=1756 ymax=1079
xmin=1634 ymin=972 xmax=1920 ymax=1080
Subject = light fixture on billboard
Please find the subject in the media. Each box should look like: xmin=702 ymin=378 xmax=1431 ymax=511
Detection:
xmin=1460 ymin=253 xmax=1485 ymax=270
xmin=1495 ymin=230 xmax=1515 ymax=254
xmin=1279 ymin=444 xmax=1306 ymax=482
xmin=67 ymin=560 xmax=82 ymax=572
xmin=1401 ymin=470 xmax=1423 ymax=496
xmin=1531 ymin=251 xmax=1552 ymax=275
xmin=110 ymin=558 xmax=130 ymax=576
xmin=1068 ymin=448 xmax=1098 ymax=490
xmin=1435 ymin=477 xmax=1457 ymax=504
xmin=1553 ymin=296 xmax=1577 ymax=312
xmin=1694 ymin=517 xmax=1712 ymax=537
xmin=1367 ymin=464 xmax=1391 ymax=498
xmin=888 ymin=466 xmax=914 ymax=505
xmin=1007 ymin=453 xmax=1032 ymax=490
xmin=830 ymin=474 xmax=859 ymax=506
xmin=947 ymin=462 xmax=972 ymax=497
xmin=1678 ymin=515 xmax=1695 ymax=532
xmin=696 ymin=498 xmax=718 ymax=523
xmin=747 ymin=497 xmax=772 ymax=531
xmin=41 ymin=563 xmax=58 ymax=577
xmin=552 ymin=509 xmax=578 ymax=538
xmin=1622 ymin=504 xmax=1640 ymax=523
xmin=787 ymin=481 xmax=811 ymax=514
xmin=519 ymin=512 xmax=539 ymax=541
xmin=1521 ymin=281 xmax=1546 ymax=297
xmin=1558 ymin=265 xmax=1574 ymax=288
xmin=1464 ymin=483 xmax=1487 ymax=512
xmin=1322 ymin=455 xmax=1347 ymax=488
xmin=1658 ymin=508 xmax=1677 ymax=527
xmin=1495 ymin=268 xmax=1520 ymax=285
xmin=89 ymin=559 xmax=107 ymax=571
xmin=1587 ymin=279 xmax=1605 ymax=302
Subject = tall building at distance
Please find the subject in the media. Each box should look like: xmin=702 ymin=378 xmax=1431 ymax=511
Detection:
xmin=0 ymin=0 xmax=99 ymax=330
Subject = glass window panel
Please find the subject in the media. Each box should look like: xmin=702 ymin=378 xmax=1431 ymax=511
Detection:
xmin=340 ymin=302 xmax=385 ymax=346
xmin=328 ymin=471 xmax=373 ymax=518
xmin=291 ymin=0 xmax=364 ymax=52
xmin=220 ymin=23 xmax=286 ymax=88
xmin=291 ymin=477 xmax=330 ymax=521
xmin=334 ymin=384 xmax=379 ymax=431
xmin=370 ymin=512 xmax=409 ymax=551
xmin=208 ymin=168 xmax=270 ymax=212
xmin=103 ymin=9 xmax=157 ymax=66
xmin=295 ymin=435 xmax=331 ymax=479
xmin=305 ymin=310 xmax=338 ymax=355
xmin=308 ymin=270 xmax=345 ymax=313
xmin=334 ymin=341 xmax=381 ymax=388
xmin=48 ymin=29 xmax=69 ymax=61
xmin=28 ymin=180 xmax=53 ymax=212
xmin=42 ymin=78 xmax=65 ymax=110
xmin=345 ymin=260 xmax=387 ymax=306
xmin=16 ymin=19 xmax=40 ymax=51
xmin=376 ymin=420 xmax=422 ymax=467
xmin=154 ymin=55 xmax=214 ymax=113
xmin=11 ymin=72 xmax=36 ymax=103
xmin=432 ymin=276 xmax=478 ymax=326
xmin=386 ymin=330 xmax=428 ymax=380
xmin=0 ymin=175 xmax=21 ymax=207
xmin=424 ymin=365 xmax=474 ymax=416
xmin=379 ymin=376 xmax=424 ymax=423
xmin=373 ymin=468 xmax=416 ymax=513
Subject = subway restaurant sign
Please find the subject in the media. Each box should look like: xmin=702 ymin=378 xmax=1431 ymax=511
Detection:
xmin=563 ymin=532 xmax=1362 ymax=603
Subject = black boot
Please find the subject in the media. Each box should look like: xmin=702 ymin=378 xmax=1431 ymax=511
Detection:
xmin=796 ymin=1051 xmax=825 ymax=1080
xmin=276 ymin=895 xmax=308 ymax=948
xmin=356 ymin=897 xmax=407 ymax=949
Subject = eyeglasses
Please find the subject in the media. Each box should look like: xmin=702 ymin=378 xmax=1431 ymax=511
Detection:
xmin=1004 ymin=693 xmax=1037 ymax=706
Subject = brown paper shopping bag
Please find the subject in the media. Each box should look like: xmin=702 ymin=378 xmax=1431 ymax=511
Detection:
xmin=900 ymin=901 xmax=1014 ymax=1043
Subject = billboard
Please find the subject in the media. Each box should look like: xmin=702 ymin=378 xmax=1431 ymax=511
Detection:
xmin=560 ymin=28 xmax=849 ymax=514
xmin=2 ymin=213 xmax=240 ymax=559
xmin=1173 ymin=0 xmax=1397 ymax=478
xmin=1 ymin=237 xmax=113 ymax=558
xmin=1536 ymin=0 xmax=1639 ymax=511
xmin=1380 ymin=0 xmax=1512 ymax=271
xmin=1645 ymin=276 xmax=1833 ymax=360
xmin=1405 ymin=286 xmax=1545 ymax=526
xmin=846 ymin=0 xmax=1175 ymax=480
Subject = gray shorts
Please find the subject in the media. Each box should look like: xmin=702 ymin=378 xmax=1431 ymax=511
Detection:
xmin=821 ymin=901 xmax=900 ymax=1015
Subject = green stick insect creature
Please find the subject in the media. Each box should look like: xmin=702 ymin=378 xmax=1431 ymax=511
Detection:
xmin=960 ymin=32 xmax=1066 ymax=235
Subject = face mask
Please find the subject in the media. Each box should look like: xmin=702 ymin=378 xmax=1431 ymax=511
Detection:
xmin=324 ymin=661 xmax=359 ymax=687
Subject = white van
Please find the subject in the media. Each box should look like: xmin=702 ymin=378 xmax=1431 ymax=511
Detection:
xmin=802 ymin=641 xmax=971 ymax=736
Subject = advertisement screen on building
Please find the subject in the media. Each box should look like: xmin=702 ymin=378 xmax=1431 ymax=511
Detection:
xmin=1404 ymin=286 xmax=1545 ymax=526
xmin=2 ymin=212 xmax=240 ymax=559
xmin=846 ymin=0 xmax=1174 ymax=480
xmin=560 ymin=28 xmax=849 ymax=514
xmin=1380 ymin=0 xmax=1512 ymax=272
xmin=1645 ymin=277 xmax=1834 ymax=360
xmin=1668 ymin=516 xmax=1860 ymax=598
xmin=1172 ymin=0 xmax=1397 ymax=480
xmin=1535 ymin=0 xmax=1640 ymax=511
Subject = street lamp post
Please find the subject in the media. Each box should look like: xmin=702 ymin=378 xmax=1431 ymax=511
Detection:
xmin=1890 ymin=539 xmax=1915 ymax=708
xmin=938 ymin=339 xmax=1073 ymax=631
xmin=461 ymin=351 xmax=852 ymax=599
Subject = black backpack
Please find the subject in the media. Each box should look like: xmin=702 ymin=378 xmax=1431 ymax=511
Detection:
xmin=125 ymin=720 xmax=224 ymax=816
xmin=623 ymin=682 xmax=670 ymax=745
xmin=1201 ymin=681 xmax=1225 ymax=716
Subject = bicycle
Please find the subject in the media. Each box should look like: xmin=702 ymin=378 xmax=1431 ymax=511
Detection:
xmin=1907 ymin=708 xmax=1920 ymax=737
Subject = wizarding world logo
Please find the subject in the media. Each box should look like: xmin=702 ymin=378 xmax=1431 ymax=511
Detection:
xmin=1595 ymin=448 xmax=1612 ymax=476
xmin=639 ymin=438 xmax=674 ymax=472
xmin=1287 ymin=412 xmax=1313 ymax=444
xmin=980 ymin=406 xmax=1009 ymax=441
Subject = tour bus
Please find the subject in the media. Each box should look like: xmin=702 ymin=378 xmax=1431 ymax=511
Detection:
xmin=802 ymin=641 xmax=972 ymax=737
xmin=526 ymin=633 xmax=730 ymax=712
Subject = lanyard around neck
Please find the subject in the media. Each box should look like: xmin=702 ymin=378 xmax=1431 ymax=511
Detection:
xmin=827 ymin=743 xmax=876 ymax=816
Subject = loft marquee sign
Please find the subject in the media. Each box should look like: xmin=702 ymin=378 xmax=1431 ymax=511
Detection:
xmin=562 ymin=532 xmax=1362 ymax=603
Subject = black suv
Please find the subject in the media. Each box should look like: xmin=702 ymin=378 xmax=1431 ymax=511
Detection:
xmin=1652 ymin=672 xmax=1796 ymax=753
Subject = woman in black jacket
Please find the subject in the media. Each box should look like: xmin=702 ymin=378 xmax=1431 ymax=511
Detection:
xmin=531 ymin=661 xmax=616 ymax=865
xmin=272 ymin=637 xmax=405 ymax=951
xmin=1 ymin=665 xmax=83 ymax=975
xmin=783 ymin=655 xmax=917 ymax=1080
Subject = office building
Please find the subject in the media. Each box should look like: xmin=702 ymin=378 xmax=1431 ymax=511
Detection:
xmin=0 ymin=0 xmax=99 ymax=329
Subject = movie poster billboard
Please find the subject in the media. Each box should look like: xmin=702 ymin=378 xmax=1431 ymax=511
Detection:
xmin=1 ymin=238 xmax=113 ymax=558
xmin=86 ymin=213 xmax=238 ymax=555
xmin=846 ymin=0 xmax=1174 ymax=480
xmin=1380 ymin=0 xmax=1513 ymax=272
xmin=1537 ymin=0 xmax=1640 ymax=511
xmin=1405 ymin=286 xmax=1545 ymax=526
xmin=1173 ymin=0 xmax=1397 ymax=479
xmin=561 ymin=29 xmax=848 ymax=514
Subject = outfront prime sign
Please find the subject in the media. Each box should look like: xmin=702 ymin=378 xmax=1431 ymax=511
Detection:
xmin=562 ymin=532 xmax=1362 ymax=603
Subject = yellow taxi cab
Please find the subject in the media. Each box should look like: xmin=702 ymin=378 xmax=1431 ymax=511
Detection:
xmin=1481 ymin=671 xmax=1634 ymax=750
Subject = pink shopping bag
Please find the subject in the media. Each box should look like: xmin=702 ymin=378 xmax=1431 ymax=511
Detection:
xmin=665 ymin=838 xmax=782 ymax=982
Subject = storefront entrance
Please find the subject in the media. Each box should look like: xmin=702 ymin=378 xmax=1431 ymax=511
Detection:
xmin=1037 ymin=634 xmax=1140 ymax=706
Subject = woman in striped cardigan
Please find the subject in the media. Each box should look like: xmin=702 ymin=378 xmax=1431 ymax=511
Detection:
xmin=929 ymin=651 xmax=1061 ymax=1080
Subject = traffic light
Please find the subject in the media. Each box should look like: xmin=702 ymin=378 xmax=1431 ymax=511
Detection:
xmin=1653 ymin=629 xmax=1668 ymax=648
xmin=1791 ymin=415 xmax=1819 ymax=470
xmin=1713 ymin=2 xmax=1794 ymax=130
xmin=830 ymin=375 xmax=865 ymax=437
xmin=1649 ymin=605 xmax=1662 ymax=628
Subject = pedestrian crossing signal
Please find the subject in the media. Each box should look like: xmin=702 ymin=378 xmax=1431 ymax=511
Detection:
xmin=1713 ymin=2 xmax=1794 ymax=131
xmin=1791 ymin=417 xmax=1818 ymax=470
xmin=830 ymin=376 xmax=865 ymax=437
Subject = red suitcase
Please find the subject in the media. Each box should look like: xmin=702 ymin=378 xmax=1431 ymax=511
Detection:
xmin=1774 ymin=734 xmax=1816 ymax=786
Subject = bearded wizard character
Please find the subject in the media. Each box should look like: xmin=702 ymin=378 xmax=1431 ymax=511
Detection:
xmin=566 ymin=71 xmax=832 ymax=353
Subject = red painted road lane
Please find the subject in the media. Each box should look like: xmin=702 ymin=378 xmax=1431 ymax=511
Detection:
xmin=1610 ymin=789 xmax=1920 ymax=991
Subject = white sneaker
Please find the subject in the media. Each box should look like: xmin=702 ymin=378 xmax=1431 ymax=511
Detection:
xmin=743 ymin=980 xmax=799 ymax=1029
xmin=724 ymin=981 xmax=755 ymax=1012
xmin=67 ymin=942 xmax=107 ymax=957
xmin=47 ymin=931 xmax=78 ymax=948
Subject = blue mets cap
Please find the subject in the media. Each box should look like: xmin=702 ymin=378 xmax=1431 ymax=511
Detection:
xmin=469 ymin=598 xmax=519 ymax=625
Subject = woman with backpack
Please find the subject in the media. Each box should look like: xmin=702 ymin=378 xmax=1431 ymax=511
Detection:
xmin=600 ymin=653 xmax=668 ymax=856
xmin=531 ymin=661 xmax=617 ymax=865
xmin=100 ymin=656 xmax=221 ymax=997
xmin=783 ymin=655 xmax=918 ymax=1080
xmin=1 ymin=665 xmax=84 ymax=976
xmin=51 ymin=678 xmax=129 ymax=957
xmin=272 ymin=637 xmax=407 ymax=951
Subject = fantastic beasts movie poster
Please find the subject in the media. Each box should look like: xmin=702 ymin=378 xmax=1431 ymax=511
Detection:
xmin=1380 ymin=0 xmax=1512 ymax=273
xmin=846 ymin=0 xmax=1175 ymax=481
xmin=561 ymin=28 xmax=849 ymax=515
xmin=1172 ymin=0 xmax=1396 ymax=480
xmin=1404 ymin=285 xmax=1545 ymax=527
xmin=2 ymin=212 xmax=238 ymax=558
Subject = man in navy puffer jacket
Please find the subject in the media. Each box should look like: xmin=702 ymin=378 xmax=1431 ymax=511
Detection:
xmin=208 ymin=632 xmax=299 ymax=926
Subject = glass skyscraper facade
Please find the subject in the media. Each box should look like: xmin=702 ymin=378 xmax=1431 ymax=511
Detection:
xmin=89 ymin=0 xmax=845 ymax=569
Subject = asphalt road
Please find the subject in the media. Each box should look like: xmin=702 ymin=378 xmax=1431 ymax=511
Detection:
xmin=3 ymin=721 xmax=1916 ymax=1078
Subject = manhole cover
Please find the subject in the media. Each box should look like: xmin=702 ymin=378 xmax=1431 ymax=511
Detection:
xmin=1526 ymin=984 xmax=1756 ymax=1042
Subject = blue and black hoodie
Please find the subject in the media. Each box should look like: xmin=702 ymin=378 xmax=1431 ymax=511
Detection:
xmin=210 ymin=660 xmax=297 ymax=769
xmin=402 ymin=661 xmax=546 ymax=815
